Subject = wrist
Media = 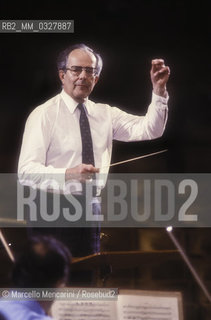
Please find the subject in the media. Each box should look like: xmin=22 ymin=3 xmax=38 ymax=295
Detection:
xmin=153 ymin=86 xmax=167 ymax=98
xmin=65 ymin=168 xmax=74 ymax=182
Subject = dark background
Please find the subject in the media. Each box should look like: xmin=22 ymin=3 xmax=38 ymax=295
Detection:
xmin=0 ymin=0 xmax=210 ymax=174
xmin=0 ymin=1 xmax=211 ymax=318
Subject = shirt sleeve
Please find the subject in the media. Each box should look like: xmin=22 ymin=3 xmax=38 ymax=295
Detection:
xmin=18 ymin=106 xmax=66 ymax=189
xmin=111 ymin=92 xmax=168 ymax=141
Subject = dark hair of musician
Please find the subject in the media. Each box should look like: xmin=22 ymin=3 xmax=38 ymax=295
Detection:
xmin=12 ymin=235 xmax=72 ymax=288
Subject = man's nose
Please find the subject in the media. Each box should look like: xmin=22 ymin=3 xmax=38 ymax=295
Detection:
xmin=79 ymin=69 xmax=87 ymax=79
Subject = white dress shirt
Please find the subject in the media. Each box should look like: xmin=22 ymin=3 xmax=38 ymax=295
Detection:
xmin=18 ymin=89 xmax=168 ymax=192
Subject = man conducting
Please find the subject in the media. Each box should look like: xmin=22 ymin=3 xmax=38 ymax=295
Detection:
xmin=18 ymin=43 xmax=170 ymax=257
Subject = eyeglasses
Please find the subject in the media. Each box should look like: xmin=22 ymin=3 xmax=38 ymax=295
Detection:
xmin=65 ymin=66 xmax=97 ymax=77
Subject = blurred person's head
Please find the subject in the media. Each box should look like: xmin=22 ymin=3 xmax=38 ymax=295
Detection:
xmin=12 ymin=235 xmax=72 ymax=288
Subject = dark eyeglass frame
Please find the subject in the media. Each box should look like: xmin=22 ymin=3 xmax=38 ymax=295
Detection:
xmin=65 ymin=66 xmax=98 ymax=76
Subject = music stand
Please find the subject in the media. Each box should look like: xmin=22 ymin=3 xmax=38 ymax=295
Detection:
xmin=72 ymin=249 xmax=180 ymax=285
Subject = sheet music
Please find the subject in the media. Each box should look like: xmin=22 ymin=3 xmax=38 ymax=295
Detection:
xmin=51 ymin=300 xmax=117 ymax=320
xmin=117 ymin=294 xmax=180 ymax=320
xmin=51 ymin=291 xmax=182 ymax=320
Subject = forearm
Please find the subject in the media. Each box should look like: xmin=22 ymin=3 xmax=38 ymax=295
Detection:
xmin=142 ymin=91 xmax=168 ymax=139
xmin=18 ymin=160 xmax=66 ymax=188
xmin=112 ymin=91 xmax=168 ymax=141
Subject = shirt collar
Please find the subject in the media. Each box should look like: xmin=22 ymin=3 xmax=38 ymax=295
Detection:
xmin=60 ymin=89 xmax=90 ymax=114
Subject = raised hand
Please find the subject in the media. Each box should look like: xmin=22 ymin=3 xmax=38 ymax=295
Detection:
xmin=150 ymin=59 xmax=170 ymax=97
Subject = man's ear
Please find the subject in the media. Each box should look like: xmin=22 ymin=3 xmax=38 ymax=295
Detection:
xmin=59 ymin=70 xmax=65 ymax=83
xmin=94 ymin=76 xmax=99 ymax=85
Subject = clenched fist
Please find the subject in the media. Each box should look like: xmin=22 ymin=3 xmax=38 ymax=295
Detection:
xmin=150 ymin=59 xmax=170 ymax=97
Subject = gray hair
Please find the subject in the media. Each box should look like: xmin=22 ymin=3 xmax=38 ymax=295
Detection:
xmin=57 ymin=43 xmax=103 ymax=76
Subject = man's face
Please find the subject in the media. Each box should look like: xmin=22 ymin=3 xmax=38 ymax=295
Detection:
xmin=59 ymin=49 xmax=99 ymax=103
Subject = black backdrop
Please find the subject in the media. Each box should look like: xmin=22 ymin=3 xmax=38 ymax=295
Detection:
xmin=1 ymin=3 xmax=211 ymax=317
xmin=0 ymin=0 xmax=210 ymax=174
